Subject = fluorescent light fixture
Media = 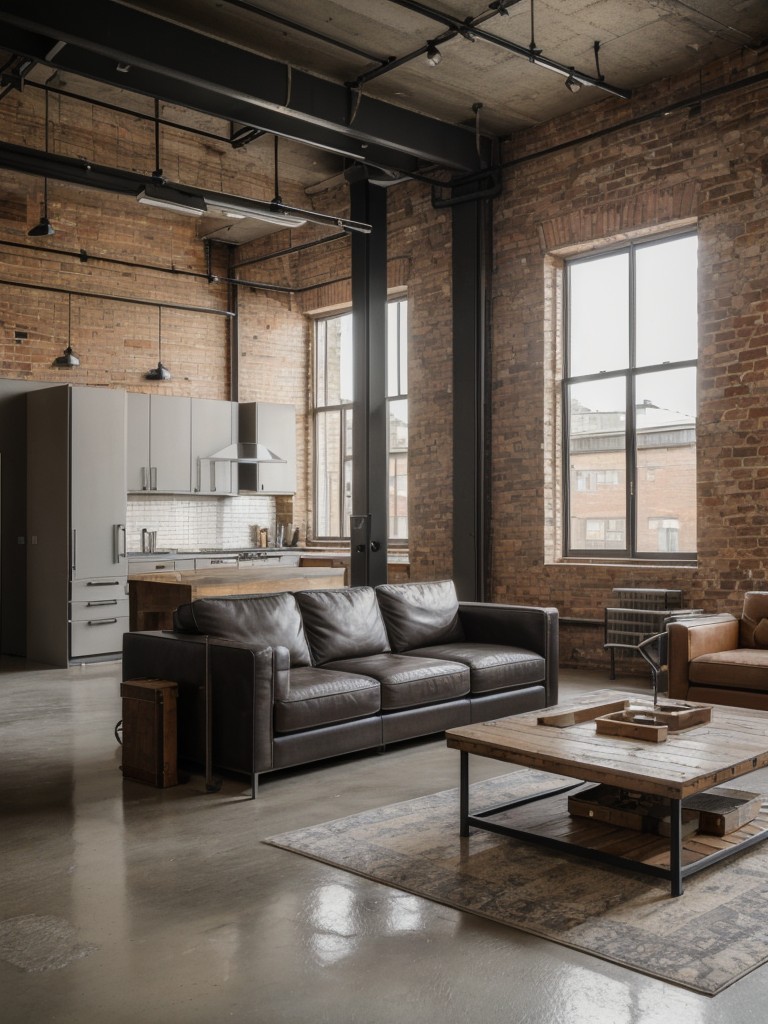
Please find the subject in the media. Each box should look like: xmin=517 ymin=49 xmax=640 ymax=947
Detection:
xmin=137 ymin=182 xmax=207 ymax=216
xmin=206 ymin=199 xmax=306 ymax=228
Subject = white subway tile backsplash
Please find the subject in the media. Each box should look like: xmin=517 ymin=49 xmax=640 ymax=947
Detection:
xmin=126 ymin=494 xmax=277 ymax=551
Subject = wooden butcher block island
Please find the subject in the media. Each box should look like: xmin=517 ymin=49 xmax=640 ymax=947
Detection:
xmin=128 ymin=565 xmax=345 ymax=631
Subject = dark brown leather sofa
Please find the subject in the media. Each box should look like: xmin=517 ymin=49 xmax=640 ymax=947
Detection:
xmin=122 ymin=580 xmax=558 ymax=789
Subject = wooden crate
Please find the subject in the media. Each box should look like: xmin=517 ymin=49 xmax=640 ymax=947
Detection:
xmin=569 ymin=785 xmax=699 ymax=837
xmin=682 ymin=788 xmax=762 ymax=836
xmin=120 ymin=679 xmax=178 ymax=788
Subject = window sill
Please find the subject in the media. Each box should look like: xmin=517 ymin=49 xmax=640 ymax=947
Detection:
xmin=552 ymin=557 xmax=697 ymax=570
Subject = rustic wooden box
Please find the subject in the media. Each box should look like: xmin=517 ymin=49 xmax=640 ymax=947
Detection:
xmin=120 ymin=679 xmax=178 ymax=788
xmin=682 ymin=788 xmax=762 ymax=836
xmin=568 ymin=785 xmax=699 ymax=837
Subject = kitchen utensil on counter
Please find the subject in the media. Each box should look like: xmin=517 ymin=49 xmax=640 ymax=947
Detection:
xmin=141 ymin=529 xmax=158 ymax=553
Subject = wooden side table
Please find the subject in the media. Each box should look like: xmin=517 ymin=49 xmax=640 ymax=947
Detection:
xmin=120 ymin=679 xmax=179 ymax=787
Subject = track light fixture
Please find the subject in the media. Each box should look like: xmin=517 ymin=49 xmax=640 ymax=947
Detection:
xmin=52 ymin=293 xmax=80 ymax=368
xmin=145 ymin=307 xmax=171 ymax=381
xmin=425 ymin=42 xmax=442 ymax=66
xmin=564 ymin=74 xmax=582 ymax=93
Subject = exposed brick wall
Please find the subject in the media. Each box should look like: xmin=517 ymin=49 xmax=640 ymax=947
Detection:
xmin=2 ymin=48 xmax=768 ymax=673
xmin=489 ymin=46 xmax=768 ymax=669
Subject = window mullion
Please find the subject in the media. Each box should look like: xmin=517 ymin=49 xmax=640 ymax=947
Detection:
xmin=627 ymin=244 xmax=637 ymax=557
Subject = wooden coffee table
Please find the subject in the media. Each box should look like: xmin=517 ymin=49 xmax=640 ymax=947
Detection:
xmin=446 ymin=690 xmax=768 ymax=896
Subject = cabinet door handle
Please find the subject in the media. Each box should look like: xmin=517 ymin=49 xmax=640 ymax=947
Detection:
xmin=150 ymin=466 xmax=158 ymax=490
xmin=112 ymin=523 xmax=127 ymax=564
xmin=141 ymin=466 xmax=148 ymax=491
xmin=72 ymin=529 xmax=76 ymax=573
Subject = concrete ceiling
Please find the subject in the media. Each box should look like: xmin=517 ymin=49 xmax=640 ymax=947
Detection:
xmin=1 ymin=1 xmax=767 ymax=240
xmin=120 ymin=0 xmax=768 ymax=137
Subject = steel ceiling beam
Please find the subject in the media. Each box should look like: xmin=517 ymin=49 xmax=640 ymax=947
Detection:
xmin=0 ymin=0 xmax=489 ymax=175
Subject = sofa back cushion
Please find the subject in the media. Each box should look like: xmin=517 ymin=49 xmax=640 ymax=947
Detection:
xmin=376 ymin=580 xmax=465 ymax=653
xmin=740 ymin=591 xmax=768 ymax=648
xmin=173 ymin=592 xmax=312 ymax=666
xmin=295 ymin=587 xmax=390 ymax=665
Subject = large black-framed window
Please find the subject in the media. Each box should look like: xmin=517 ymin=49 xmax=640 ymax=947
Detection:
xmin=313 ymin=298 xmax=408 ymax=542
xmin=564 ymin=231 xmax=698 ymax=560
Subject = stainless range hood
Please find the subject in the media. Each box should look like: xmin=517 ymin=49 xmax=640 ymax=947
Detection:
xmin=197 ymin=443 xmax=285 ymax=492
xmin=206 ymin=443 xmax=286 ymax=464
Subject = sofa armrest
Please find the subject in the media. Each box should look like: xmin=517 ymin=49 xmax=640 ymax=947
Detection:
xmin=457 ymin=603 xmax=559 ymax=705
xmin=667 ymin=614 xmax=739 ymax=699
xmin=122 ymin=630 xmax=289 ymax=775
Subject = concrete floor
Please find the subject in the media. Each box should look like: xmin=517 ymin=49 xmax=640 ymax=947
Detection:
xmin=2 ymin=659 xmax=767 ymax=1024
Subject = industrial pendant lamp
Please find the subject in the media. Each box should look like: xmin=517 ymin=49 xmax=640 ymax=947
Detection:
xmin=29 ymin=89 xmax=55 ymax=236
xmin=52 ymin=293 xmax=80 ymax=367
xmin=145 ymin=306 xmax=171 ymax=381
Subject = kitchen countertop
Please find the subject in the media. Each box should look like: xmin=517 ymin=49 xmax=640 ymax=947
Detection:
xmin=128 ymin=564 xmax=346 ymax=631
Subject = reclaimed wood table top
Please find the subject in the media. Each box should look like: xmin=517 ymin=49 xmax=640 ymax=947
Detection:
xmin=127 ymin=566 xmax=345 ymax=591
xmin=446 ymin=689 xmax=768 ymax=800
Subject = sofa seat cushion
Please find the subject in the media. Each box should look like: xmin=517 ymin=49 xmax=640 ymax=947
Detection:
xmin=274 ymin=667 xmax=380 ymax=733
xmin=689 ymin=649 xmax=768 ymax=691
xmin=376 ymin=580 xmax=465 ymax=653
xmin=325 ymin=653 xmax=469 ymax=711
xmin=296 ymin=587 xmax=390 ymax=664
xmin=174 ymin=592 xmax=312 ymax=667
xmin=407 ymin=642 xmax=546 ymax=694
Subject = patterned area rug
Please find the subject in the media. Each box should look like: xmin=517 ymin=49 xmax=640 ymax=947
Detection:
xmin=265 ymin=770 xmax=768 ymax=996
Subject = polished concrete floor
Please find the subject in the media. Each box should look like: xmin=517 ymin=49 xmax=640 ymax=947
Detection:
xmin=2 ymin=658 xmax=767 ymax=1023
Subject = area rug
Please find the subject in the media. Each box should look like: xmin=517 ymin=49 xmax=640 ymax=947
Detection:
xmin=265 ymin=770 xmax=768 ymax=996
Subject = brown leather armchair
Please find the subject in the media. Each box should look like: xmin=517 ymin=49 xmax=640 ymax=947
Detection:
xmin=668 ymin=592 xmax=768 ymax=710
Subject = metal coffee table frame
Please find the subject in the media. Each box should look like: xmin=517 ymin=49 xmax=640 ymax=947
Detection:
xmin=457 ymin=754 xmax=768 ymax=897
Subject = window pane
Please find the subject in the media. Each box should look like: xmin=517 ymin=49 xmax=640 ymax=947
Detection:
xmin=636 ymin=235 xmax=698 ymax=366
xmin=315 ymin=320 xmax=327 ymax=406
xmin=387 ymin=302 xmax=399 ymax=398
xmin=315 ymin=409 xmax=341 ymax=536
xmin=388 ymin=398 xmax=408 ymax=451
xmin=568 ymin=252 xmax=629 ymax=376
xmin=398 ymin=301 xmax=408 ymax=394
xmin=389 ymin=453 xmax=408 ymax=540
xmin=568 ymin=377 xmax=627 ymax=551
xmin=321 ymin=313 xmax=353 ymax=406
xmin=635 ymin=367 xmax=697 ymax=553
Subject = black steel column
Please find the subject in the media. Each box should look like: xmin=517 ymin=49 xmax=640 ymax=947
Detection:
xmin=349 ymin=180 xmax=388 ymax=587
xmin=452 ymin=197 xmax=490 ymax=601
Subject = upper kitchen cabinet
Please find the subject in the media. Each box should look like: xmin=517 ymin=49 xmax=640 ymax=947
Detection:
xmin=127 ymin=393 xmax=191 ymax=493
xmin=191 ymin=399 xmax=238 ymax=495
xmin=238 ymin=402 xmax=297 ymax=494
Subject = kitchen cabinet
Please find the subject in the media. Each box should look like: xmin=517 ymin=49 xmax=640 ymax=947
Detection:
xmin=128 ymin=395 xmax=238 ymax=495
xmin=191 ymin=398 xmax=237 ymax=494
xmin=27 ymin=385 xmax=128 ymax=666
xmin=127 ymin=393 xmax=191 ymax=492
xmin=127 ymin=558 xmax=196 ymax=574
xmin=238 ymin=402 xmax=296 ymax=494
